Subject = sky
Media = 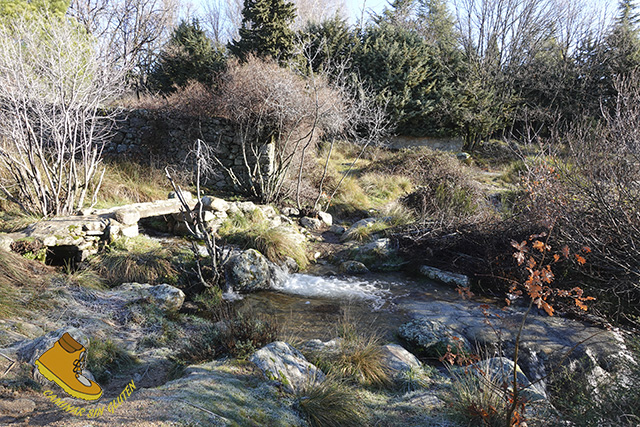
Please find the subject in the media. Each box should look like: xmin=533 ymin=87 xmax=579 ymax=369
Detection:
xmin=344 ymin=0 xmax=388 ymax=23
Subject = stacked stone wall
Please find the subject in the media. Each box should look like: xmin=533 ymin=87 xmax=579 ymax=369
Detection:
xmin=105 ymin=109 xmax=264 ymax=191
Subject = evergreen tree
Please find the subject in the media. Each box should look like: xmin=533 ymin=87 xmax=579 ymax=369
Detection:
xmin=367 ymin=0 xmax=463 ymax=136
xmin=353 ymin=23 xmax=441 ymax=136
xmin=150 ymin=19 xmax=226 ymax=93
xmin=618 ymin=0 xmax=640 ymax=28
xmin=299 ymin=15 xmax=358 ymax=73
xmin=228 ymin=0 xmax=296 ymax=62
xmin=416 ymin=0 xmax=457 ymax=48
xmin=577 ymin=0 xmax=640 ymax=115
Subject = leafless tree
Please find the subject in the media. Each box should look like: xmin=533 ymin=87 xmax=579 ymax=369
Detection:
xmin=452 ymin=0 xmax=556 ymax=70
xmin=200 ymin=0 xmax=243 ymax=44
xmin=68 ymin=0 xmax=179 ymax=85
xmin=290 ymin=38 xmax=390 ymax=211
xmin=166 ymin=140 xmax=228 ymax=290
xmin=0 ymin=13 xmax=127 ymax=217
xmin=291 ymin=0 xmax=346 ymax=29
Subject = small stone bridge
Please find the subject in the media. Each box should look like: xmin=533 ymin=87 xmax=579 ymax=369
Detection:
xmin=0 ymin=194 xmax=231 ymax=265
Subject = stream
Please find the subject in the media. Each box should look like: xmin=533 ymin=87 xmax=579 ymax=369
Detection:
xmin=146 ymin=233 xmax=623 ymax=379
xmin=235 ymin=268 xmax=494 ymax=342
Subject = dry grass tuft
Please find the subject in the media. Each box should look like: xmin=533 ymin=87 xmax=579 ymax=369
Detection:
xmin=93 ymin=160 xmax=178 ymax=209
xmin=295 ymin=376 xmax=368 ymax=427
xmin=312 ymin=314 xmax=391 ymax=388
xmin=93 ymin=236 xmax=177 ymax=286
xmin=0 ymin=249 xmax=51 ymax=318
xmin=219 ymin=210 xmax=308 ymax=268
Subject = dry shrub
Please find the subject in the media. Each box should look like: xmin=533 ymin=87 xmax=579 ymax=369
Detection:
xmin=121 ymin=81 xmax=218 ymax=119
xmin=370 ymin=148 xmax=485 ymax=222
xmin=521 ymin=140 xmax=640 ymax=323
xmin=213 ymin=55 xmax=349 ymax=203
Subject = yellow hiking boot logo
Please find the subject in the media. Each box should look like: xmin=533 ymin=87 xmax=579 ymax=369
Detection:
xmin=34 ymin=332 xmax=103 ymax=401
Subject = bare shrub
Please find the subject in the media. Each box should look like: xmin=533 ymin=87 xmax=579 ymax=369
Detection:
xmin=0 ymin=12 xmax=126 ymax=216
xmin=519 ymin=75 xmax=640 ymax=325
xmin=212 ymin=55 xmax=349 ymax=204
xmin=372 ymin=148 xmax=485 ymax=223
xmin=121 ymin=81 xmax=218 ymax=118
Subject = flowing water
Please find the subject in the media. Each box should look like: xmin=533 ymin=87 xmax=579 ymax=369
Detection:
xmin=235 ymin=269 xmax=475 ymax=342
xmin=145 ymin=233 xmax=492 ymax=341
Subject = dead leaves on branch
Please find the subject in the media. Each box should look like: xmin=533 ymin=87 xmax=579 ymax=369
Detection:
xmin=508 ymin=233 xmax=594 ymax=315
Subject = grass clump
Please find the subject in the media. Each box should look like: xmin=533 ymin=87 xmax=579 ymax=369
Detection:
xmin=0 ymin=210 xmax=40 ymax=233
xmin=328 ymin=176 xmax=373 ymax=217
xmin=342 ymin=220 xmax=389 ymax=242
xmin=0 ymin=249 xmax=50 ymax=318
xmin=87 ymin=339 xmax=136 ymax=384
xmin=177 ymin=302 xmax=279 ymax=363
xmin=396 ymin=365 xmax=435 ymax=393
xmin=312 ymin=316 xmax=390 ymax=388
xmin=342 ymin=203 xmax=415 ymax=243
xmin=61 ymin=263 xmax=105 ymax=290
xmin=295 ymin=377 xmax=368 ymax=427
xmin=444 ymin=365 xmax=513 ymax=427
xmin=219 ymin=209 xmax=308 ymax=268
xmin=93 ymin=236 xmax=177 ymax=286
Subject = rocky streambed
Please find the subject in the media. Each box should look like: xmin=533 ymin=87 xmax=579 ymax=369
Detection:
xmin=0 ymin=264 xmax=634 ymax=426
xmin=0 ymin=196 xmax=637 ymax=426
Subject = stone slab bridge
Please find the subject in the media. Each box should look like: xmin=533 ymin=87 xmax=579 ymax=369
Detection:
xmin=0 ymin=193 xmax=232 ymax=265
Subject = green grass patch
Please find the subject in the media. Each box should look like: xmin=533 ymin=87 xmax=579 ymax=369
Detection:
xmin=87 ymin=339 xmax=136 ymax=385
xmin=219 ymin=210 xmax=309 ymax=268
xmin=315 ymin=142 xmax=415 ymax=218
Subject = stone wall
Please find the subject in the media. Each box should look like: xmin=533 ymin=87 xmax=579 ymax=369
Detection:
xmin=104 ymin=109 xmax=273 ymax=192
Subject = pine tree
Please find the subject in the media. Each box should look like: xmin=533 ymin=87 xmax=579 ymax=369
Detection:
xmin=618 ymin=0 xmax=640 ymax=28
xmin=228 ymin=0 xmax=296 ymax=62
xmin=150 ymin=19 xmax=226 ymax=93
xmin=353 ymin=23 xmax=440 ymax=136
xmin=577 ymin=0 xmax=640 ymax=115
xmin=299 ymin=15 xmax=358 ymax=73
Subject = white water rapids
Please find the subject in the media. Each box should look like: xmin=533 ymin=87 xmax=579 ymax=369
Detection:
xmin=272 ymin=273 xmax=393 ymax=310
